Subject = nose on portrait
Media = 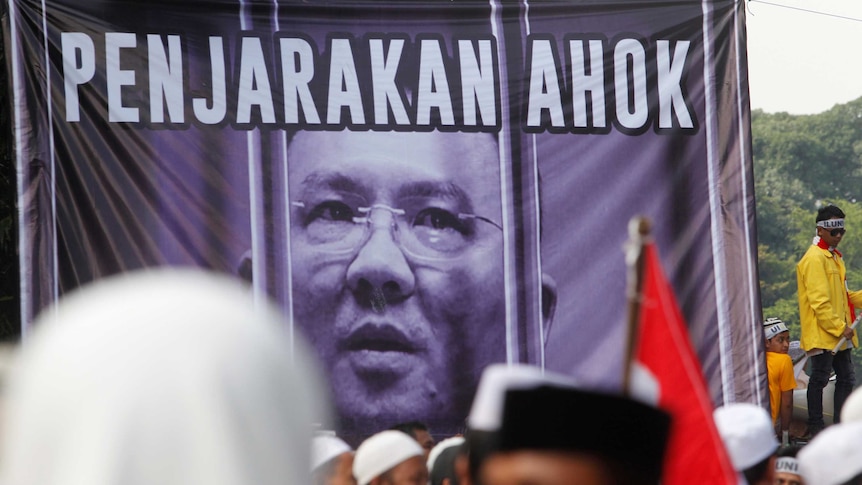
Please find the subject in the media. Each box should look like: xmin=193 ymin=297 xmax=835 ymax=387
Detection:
xmin=346 ymin=225 xmax=417 ymax=310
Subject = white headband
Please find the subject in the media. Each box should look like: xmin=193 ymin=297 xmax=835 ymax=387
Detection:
xmin=764 ymin=320 xmax=788 ymax=340
xmin=776 ymin=456 xmax=799 ymax=474
xmin=817 ymin=218 xmax=844 ymax=229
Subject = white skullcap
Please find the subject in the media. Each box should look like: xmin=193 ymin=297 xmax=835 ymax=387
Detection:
xmin=312 ymin=434 xmax=353 ymax=472
xmin=798 ymin=421 xmax=862 ymax=485
xmin=713 ymin=403 xmax=778 ymax=471
xmin=353 ymin=430 xmax=423 ymax=485
xmin=426 ymin=436 xmax=465 ymax=474
xmin=840 ymin=385 xmax=862 ymax=423
xmin=764 ymin=318 xmax=789 ymax=340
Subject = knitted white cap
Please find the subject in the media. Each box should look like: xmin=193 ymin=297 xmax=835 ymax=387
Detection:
xmin=798 ymin=421 xmax=862 ymax=485
xmin=353 ymin=430 xmax=424 ymax=485
xmin=311 ymin=434 xmax=352 ymax=472
xmin=713 ymin=403 xmax=778 ymax=471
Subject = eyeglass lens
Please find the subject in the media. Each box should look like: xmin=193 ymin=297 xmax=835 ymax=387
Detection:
xmin=292 ymin=199 xmax=501 ymax=260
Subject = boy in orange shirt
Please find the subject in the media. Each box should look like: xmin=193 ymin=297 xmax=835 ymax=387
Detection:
xmin=765 ymin=317 xmax=797 ymax=443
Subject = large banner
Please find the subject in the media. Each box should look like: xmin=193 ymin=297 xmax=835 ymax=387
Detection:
xmin=6 ymin=0 xmax=763 ymax=442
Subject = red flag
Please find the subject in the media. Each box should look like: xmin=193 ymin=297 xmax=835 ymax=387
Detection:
xmin=635 ymin=244 xmax=737 ymax=484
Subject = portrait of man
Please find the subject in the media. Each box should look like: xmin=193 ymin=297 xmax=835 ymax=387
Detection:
xmin=283 ymin=129 xmax=510 ymax=438
xmin=12 ymin=0 xmax=758 ymax=457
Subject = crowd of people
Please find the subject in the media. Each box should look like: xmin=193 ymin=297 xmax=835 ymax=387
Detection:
xmin=0 ymin=204 xmax=860 ymax=485
xmin=312 ymin=363 xmax=862 ymax=485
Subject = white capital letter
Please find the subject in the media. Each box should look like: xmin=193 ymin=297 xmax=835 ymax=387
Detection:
xmin=106 ymin=32 xmax=139 ymax=122
xmin=327 ymin=38 xmax=365 ymax=125
xmin=657 ymin=40 xmax=693 ymax=129
xmin=416 ymin=39 xmax=454 ymax=125
xmin=613 ymin=38 xmax=648 ymax=130
xmin=526 ymin=39 xmax=565 ymax=127
xmin=280 ymin=37 xmax=319 ymax=124
xmin=370 ymin=38 xmax=408 ymax=125
xmin=192 ymin=37 xmax=227 ymax=125
xmin=569 ymin=39 xmax=606 ymax=128
xmin=459 ymin=39 xmax=496 ymax=126
xmin=148 ymin=34 xmax=184 ymax=123
xmin=237 ymin=37 xmax=276 ymax=124
xmin=61 ymin=33 xmax=95 ymax=122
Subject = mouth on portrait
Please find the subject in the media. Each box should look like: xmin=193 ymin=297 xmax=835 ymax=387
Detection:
xmin=340 ymin=322 xmax=424 ymax=380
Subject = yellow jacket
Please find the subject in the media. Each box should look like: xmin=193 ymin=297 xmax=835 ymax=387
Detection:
xmin=797 ymin=244 xmax=862 ymax=351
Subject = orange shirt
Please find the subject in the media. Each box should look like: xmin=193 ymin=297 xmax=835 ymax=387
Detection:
xmin=766 ymin=351 xmax=796 ymax=423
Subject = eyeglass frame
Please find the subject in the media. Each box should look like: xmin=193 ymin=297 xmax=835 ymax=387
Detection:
xmin=819 ymin=225 xmax=846 ymax=237
xmin=290 ymin=200 xmax=503 ymax=262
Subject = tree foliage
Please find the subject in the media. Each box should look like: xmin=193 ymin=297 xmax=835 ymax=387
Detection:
xmin=754 ymin=97 xmax=862 ymax=377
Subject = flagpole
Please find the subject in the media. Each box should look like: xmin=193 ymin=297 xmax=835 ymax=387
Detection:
xmin=622 ymin=216 xmax=651 ymax=395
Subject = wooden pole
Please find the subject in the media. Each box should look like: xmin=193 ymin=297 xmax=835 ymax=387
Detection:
xmin=622 ymin=216 xmax=651 ymax=396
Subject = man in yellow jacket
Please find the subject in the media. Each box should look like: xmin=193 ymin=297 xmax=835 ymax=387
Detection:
xmin=797 ymin=204 xmax=862 ymax=437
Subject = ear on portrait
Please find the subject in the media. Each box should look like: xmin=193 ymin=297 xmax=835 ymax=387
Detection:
xmin=238 ymin=250 xmax=253 ymax=283
xmin=542 ymin=273 xmax=557 ymax=345
xmin=237 ymin=249 xmax=559 ymax=340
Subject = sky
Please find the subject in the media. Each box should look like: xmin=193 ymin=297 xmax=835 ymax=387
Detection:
xmin=745 ymin=0 xmax=862 ymax=114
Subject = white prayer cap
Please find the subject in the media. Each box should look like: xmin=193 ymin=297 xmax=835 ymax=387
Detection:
xmin=0 ymin=268 xmax=330 ymax=485
xmin=353 ymin=430 xmax=424 ymax=485
xmin=713 ymin=403 xmax=778 ymax=471
xmin=840 ymin=385 xmax=862 ymax=423
xmin=312 ymin=434 xmax=353 ymax=472
xmin=798 ymin=421 xmax=862 ymax=485
xmin=763 ymin=318 xmax=789 ymax=340
xmin=427 ymin=436 xmax=465 ymax=475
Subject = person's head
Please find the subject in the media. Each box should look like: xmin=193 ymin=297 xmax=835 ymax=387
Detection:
xmin=466 ymin=364 xmax=671 ymax=485
xmin=816 ymin=204 xmax=846 ymax=248
xmin=390 ymin=421 xmax=435 ymax=459
xmin=764 ymin=317 xmax=791 ymax=354
xmin=798 ymin=421 xmax=862 ymax=485
xmin=286 ymin=129 xmax=507 ymax=433
xmin=427 ymin=436 xmax=465 ymax=485
xmin=0 ymin=268 xmax=329 ymax=485
xmin=774 ymin=446 xmax=805 ymax=485
xmin=353 ymin=430 xmax=428 ymax=485
xmin=312 ymin=434 xmax=357 ymax=485
xmin=713 ymin=403 xmax=778 ymax=485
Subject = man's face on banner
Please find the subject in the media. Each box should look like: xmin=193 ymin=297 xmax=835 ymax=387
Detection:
xmin=287 ymin=130 xmax=506 ymax=432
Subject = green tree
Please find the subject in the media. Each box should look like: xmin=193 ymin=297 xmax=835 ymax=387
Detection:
xmin=755 ymin=98 xmax=862 ymax=381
